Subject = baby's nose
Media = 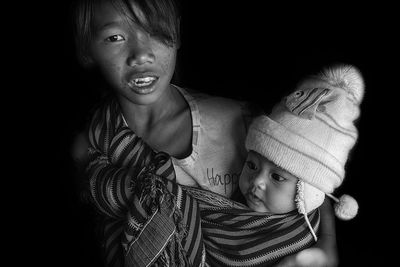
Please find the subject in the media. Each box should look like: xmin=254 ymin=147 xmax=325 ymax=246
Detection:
xmin=252 ymin=175 xmax=267 ymax=190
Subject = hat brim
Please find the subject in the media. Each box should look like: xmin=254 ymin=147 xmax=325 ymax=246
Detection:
xmin=246 ymin=116 xmax=342 ymax=193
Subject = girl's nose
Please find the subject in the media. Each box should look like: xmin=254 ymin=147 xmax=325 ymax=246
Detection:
xmin=127 ymin=33 xmax=155 ymax=66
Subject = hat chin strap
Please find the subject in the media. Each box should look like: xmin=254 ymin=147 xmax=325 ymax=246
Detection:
xmin=296 ymin=180 xmax=359 ymax=242
xmin=295 ymin=180 xmax=318 ymax=242
xmin=303 ymin=213 xmax=318 ymax=242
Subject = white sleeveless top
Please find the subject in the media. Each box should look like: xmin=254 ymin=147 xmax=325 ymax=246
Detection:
xmin=172 ymin=86 xmax=251 ymax=197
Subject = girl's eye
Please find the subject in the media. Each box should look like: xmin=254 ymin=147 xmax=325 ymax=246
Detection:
xmin=246 ymin=160 xmax=257 ymax=170
xmin=271 ymin=173 xmax=286 ymax=182
xmin=105 ymin=34 xmax=125 ymax=42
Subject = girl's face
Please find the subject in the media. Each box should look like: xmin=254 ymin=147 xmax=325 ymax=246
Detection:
xmin=239 ymin=151 xmax=298 ymax=213
xmin=88 ymin=1 xmax=178 ymax=105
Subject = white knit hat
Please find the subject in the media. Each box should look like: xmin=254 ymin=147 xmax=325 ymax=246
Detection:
xmin=246 ymin=64 xmax=364 ymax=237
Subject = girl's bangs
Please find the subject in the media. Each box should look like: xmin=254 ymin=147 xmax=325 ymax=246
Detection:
xmin=111 ymin=0 xmax=180 ymax=45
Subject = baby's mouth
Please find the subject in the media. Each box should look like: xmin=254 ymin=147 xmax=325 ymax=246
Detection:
xmin=247 ymin=192 xmax=262 ymax=204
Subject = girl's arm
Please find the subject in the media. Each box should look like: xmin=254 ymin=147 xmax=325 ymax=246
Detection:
xmin=315 ymin=198 xmax=338 ymax=266
xmin=275 ymin=198 xmax=338 ymax=267
xmin=71 ymin=132 xmax=91 ymax=202
xmin=71 ymin=132 xmax=89 ymax=174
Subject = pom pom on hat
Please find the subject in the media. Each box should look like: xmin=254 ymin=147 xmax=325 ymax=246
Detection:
xmin=328 ymin=194 xmax=359 ymax=220
xmin=319 ymin=64 xmax=365 ymax=104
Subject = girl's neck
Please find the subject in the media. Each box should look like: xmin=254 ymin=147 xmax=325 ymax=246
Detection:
xmin=119 ymin=84 xmax=185 ymax=137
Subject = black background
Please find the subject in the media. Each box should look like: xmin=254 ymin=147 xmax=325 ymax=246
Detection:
xmin=13 ymin=1 xmax=397 ymax=266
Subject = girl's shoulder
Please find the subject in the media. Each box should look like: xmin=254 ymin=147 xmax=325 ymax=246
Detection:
xmin=176 ymin=85 xmax=264 ymax=130
xmin=179 ymin=86 xmax=254 ymax=116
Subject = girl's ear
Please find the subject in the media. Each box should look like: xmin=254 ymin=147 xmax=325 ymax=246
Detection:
xmin=76 ymin=46 xmax=95 ymax=68
xmin=80 ymin=54 xmax=95 ymax=68
xmin=176 ymin=17 xmax=181 ymax=49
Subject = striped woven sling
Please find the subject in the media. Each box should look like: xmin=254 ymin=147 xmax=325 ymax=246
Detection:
xmin=85 ymin=97 xmax=205 ymax=266
xmin=85 ymin=97 xmax=320 ymax=267
xmin=183 ymin=187 xmax=320 ymax=266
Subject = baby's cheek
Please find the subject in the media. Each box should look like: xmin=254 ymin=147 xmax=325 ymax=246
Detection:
xmin=238 ymin=173 xmax=249 ymax=194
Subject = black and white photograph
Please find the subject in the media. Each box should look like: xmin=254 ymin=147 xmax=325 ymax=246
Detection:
xmin=15 ymin=1 xmax=396 ymax=266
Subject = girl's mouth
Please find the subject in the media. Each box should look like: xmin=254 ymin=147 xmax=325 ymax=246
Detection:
xmin=127 ymin=76 xmax=159 ymax=94
xmin=130 ymin=76 xmax=157 ymax=87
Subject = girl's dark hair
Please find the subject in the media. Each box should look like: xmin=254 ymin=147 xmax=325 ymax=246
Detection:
xmin=71 ymin=0 xmax=181 ymax=66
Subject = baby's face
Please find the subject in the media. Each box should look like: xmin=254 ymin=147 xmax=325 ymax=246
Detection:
xmin=239 ymin=151 xmax=298 ymax=213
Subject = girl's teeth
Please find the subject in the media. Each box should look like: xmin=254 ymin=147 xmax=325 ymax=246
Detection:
xmin=133 ymin=77 xmax=156 ymax=86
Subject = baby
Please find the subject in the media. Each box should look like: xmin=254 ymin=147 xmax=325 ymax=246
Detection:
xmin=239 ymin=64 xmax=363 ymax=241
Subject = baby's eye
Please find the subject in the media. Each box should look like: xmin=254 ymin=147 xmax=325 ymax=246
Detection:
xmin=105 ymin=34 xmax=125 ymax=42
xmin=271 ymin=173 xmax=286 ymax=182
xmin=246 ymin=160 xmax=257 ymax=170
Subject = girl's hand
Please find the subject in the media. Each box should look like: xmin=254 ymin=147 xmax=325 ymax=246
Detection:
xmin=275 ymin=247 xmax=336 ymax=267
xmin=275 ymin=198 xmax=339 ymax=267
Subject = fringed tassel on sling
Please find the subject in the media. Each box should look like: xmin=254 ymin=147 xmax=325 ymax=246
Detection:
xmin=130 ymin=158 xmax=190 ymax=266
xmin=85 ymin=98 xmax=204 ymax=267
